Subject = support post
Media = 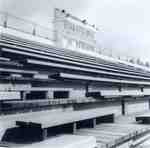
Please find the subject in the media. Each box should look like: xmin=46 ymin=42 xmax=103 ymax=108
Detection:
xmin=45 ymin=91 xmax=49 ymax=100
xmin=0 ymin=101 xmax=2 ymax=114
xmin=93 ymin=118 xmax=96 ymax=128
xmin=85 ymin=83 xmax=89 ymax=97
xmin=73 ymin=122 xmax=77 ymax=134
xmin=121 ymin=99 xmax=125 ymax=115
xmin=149 ymin=98 xmax=150 ymax=110
xmin=22 ymin=91 xmax=27 ymax=100
xmin=42 ymin=128 xmax=48 ymax=140
xmin=21 ymin=91 xmax=30 ymax=100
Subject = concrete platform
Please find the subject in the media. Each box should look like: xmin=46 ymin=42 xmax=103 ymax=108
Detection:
xmin=1 ymin=108 xmax=114 ymax=129
xmin=75 ymin=123 xmax=150 ymax=148
xmin=136 ymin=112 xmax=150 ymax=123
xmin=0 ymin=108 xmax=114 ymax=141
xmin=17 ymin=135 xmax=97 ymax=148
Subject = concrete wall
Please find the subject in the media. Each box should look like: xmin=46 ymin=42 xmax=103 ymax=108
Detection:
xmin=74 ymin=99 xmax=150 ymax=117
xmin=0 ymin=92 xmax=20 ymax=100
xmin=97 ymin=104 xmax=122 ymax=117
xmin=125 ymin=100 xmax=149 ymax=115
xmin=70 ymin=90 xmax=86 ymax=98
xmin=74 ymin=101 xmax=122 ymax=117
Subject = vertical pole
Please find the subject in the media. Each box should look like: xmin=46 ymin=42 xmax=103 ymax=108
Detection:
xmin=42 ymin=129 xmax=48 ymax=140
xmin=45 ymin=91 xmax=49 ymax=100
xmin=93 ymin=118 xmax=96 ymax=128
xmin=73 ymin=122 xmax=77 ymax=134
xmin=121 ymin=99 xmax=125 ymax=115
xmin=0 ymin=101 xmax=2 ymax=114
xmin=149 ymin=98 xmax=150 ymax=110
xmin=22 ymin=91 xmax=27 ymax=100
xmin=85 ymin=83 xmax=89 ymax=97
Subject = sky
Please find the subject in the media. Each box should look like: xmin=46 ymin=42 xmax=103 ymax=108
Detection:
xmin=0 ymin=0 xmax=150 ymax=62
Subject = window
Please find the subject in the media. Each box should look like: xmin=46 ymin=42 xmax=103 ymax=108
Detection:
xmin=53 ymin=91 xmax=69 ymax=99
xmin=26 ymin=91 xmax=46 ymax=100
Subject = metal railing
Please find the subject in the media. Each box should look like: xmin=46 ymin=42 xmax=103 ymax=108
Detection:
xmin=0 ymin=11 xmax=54 ymax=41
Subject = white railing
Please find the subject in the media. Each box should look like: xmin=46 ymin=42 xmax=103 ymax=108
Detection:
xmin=0 ymin=11 xmax=54 ymax=41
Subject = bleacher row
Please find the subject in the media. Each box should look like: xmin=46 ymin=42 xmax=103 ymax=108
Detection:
xmin=1 ymin=33 xmax=150 ymax=106
xmin=75 ymin=123 xmax=150 ymax=148
xmin=1 ymin=34 xmax=150 ymax=80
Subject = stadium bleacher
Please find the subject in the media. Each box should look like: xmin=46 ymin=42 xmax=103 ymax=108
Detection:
xmin=1 ymin=33 xmax=150 ymax=109
xmin=1 ymin=9 xmax=150 ymax=148
xmin=0 ymin=16 xmax=150 ymax=123
xmin=1 ymin=33 xmax=150 ymax=78
xmin=76 ymin=123 xmax=150 ymax=148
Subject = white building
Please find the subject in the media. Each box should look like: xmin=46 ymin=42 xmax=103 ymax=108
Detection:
xmin=53 ymin=8 xmax=99 ymax=53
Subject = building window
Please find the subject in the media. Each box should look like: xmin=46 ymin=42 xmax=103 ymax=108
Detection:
xmin=54 ymin=91 xmax=69 ymax=99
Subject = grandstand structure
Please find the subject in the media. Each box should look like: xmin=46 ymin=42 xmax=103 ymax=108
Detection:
xmin=54 ymin=8 xmax=99 ymax=53
xmin=0 ymin=8 xmax=150 ymax=147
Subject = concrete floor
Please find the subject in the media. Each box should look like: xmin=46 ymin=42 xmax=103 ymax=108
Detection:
xmin=1 ymin=110 xmax=150 ymax=148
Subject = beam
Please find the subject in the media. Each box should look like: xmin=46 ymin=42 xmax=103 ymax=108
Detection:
xmin=2 ymin=45 xmax=150 ymax=78
xmin=52 ymin=73 xmax=150 ymax=86
xmin=27 ymin=58 xmax=150 ymax=81
xmin=0 ymin=68 xmax=38 ymax=74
